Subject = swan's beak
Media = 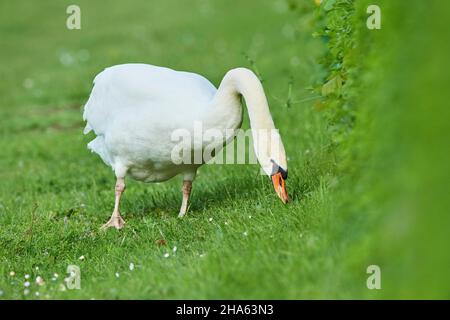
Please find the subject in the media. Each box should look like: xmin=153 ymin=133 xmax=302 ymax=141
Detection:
xmin=271 ymin=172 xmax=289 ymax=204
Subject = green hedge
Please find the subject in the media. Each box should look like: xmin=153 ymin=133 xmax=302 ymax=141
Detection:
xmin=314 ymin=0 xmax=357 ymax=145
xmin=312 ymin=0 xmax=450 ymax=297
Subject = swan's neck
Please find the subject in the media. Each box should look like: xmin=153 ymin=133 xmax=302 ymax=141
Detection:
xmin=203 ymin=68 xmax=286 ymax=175
xmin=205 ymin=68 xmax=275 ymax=132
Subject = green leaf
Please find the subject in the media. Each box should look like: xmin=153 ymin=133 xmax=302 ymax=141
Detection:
xmin=321 ymin=75 xmax=343 ymax=96
xmin=323 ymin=0 xmax=336 ymax=11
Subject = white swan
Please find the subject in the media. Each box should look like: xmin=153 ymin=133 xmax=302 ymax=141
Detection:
xmin=83 ymin=64 xmax=289 ymax=229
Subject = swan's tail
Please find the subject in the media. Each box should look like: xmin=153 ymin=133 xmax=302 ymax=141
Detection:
xmin=87 ymin=136 xmax=112 ymax=167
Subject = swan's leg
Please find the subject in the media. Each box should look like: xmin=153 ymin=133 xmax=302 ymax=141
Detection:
xmin=178 ymin=171 xmax=196 ymax=218
xmin=178 ymin=180 xmax=192 ymax=218
xmin=101 ymin=177 xmax=126 ymax=230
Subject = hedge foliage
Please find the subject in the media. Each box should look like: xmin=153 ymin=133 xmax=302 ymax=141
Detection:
xmin=313 ymin=0 xmax=357 ymax=144
xmin=309 ymin=0 xmax=450 ymax=297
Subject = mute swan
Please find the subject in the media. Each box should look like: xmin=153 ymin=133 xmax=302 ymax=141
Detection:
xmin=83 ymin=64 xmax=289 ymax=229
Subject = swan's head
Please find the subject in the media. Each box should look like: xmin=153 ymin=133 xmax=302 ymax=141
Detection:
xmin=269 ymin=160 xmax=289 ymax=204
xmin=254 ymin=129 xmax=289 ymax=204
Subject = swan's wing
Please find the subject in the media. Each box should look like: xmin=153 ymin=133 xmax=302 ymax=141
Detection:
xmin=83 ymin=63 xmax=217 ymax=135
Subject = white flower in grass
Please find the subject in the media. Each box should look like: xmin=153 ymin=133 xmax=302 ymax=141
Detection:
xmin=23 ymin=78 xmax=34 ymax=89
xmin=9 ymin=271 xmax=15 ymax=277
xmin=208 ymin=217 xmax=213 ymax=222
xmin=79 ymin=255 xmax=85 ymax=261
xmin=24 ymin=281 xmax=30 ymax=287
xmin=35 ymin=292 xmax=40 ymax=297
xmin=24 ymin=274 xmax=30 ymax=279
xmin=53 ymin=273 xmax=59 ymax=279
xmin=35 ymin=276 xmax=45 ymax=286
xmin=248 ymin=215 xmax=252 ymax=219
xmin=129 ymin=263 xmax=135 ymax=271
xmin=224 ymin=221 xmax=229 ymax=225
xmin=115 ymin=272 xmax=120 ymax=278
xmin=59 ymin=52 xmax=74 ymax=66
xmin=172 ymin=246 xmax=177 ymax=253
xmin=199 ymin=253 xmax=206 ymax=258
xmin=243 ymin=231 xmax=248 ymax=237
xmin=163 ymin=253 xmax=170 ymax=258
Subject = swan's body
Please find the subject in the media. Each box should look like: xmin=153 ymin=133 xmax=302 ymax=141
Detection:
xmin=84 ymin=64 xmax=217 ymax=182
xmin=83 ymin=64 xmax=288 ymax=229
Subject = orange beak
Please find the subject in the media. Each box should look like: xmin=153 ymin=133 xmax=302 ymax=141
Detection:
xmin=271 ymin=172 xmax=289 ymax=204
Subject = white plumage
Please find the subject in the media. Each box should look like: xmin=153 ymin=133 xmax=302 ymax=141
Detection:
xmin=84 ymin=64 xmax=215 ymax=181
xmin=83 ymin=63 xmax=288 ymax=229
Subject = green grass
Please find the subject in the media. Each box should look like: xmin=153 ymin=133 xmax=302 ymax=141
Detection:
xmin=0 ymin=0 xmax=336 ymax=299
xmin=0 ymin=0 xmax=449 ymax=299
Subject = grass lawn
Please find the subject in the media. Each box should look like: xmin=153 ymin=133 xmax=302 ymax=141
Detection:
xmin=0 ymin=0 xmax=448 ymax=299
xmin=0 ymin=0 xmax=339 ymax=299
